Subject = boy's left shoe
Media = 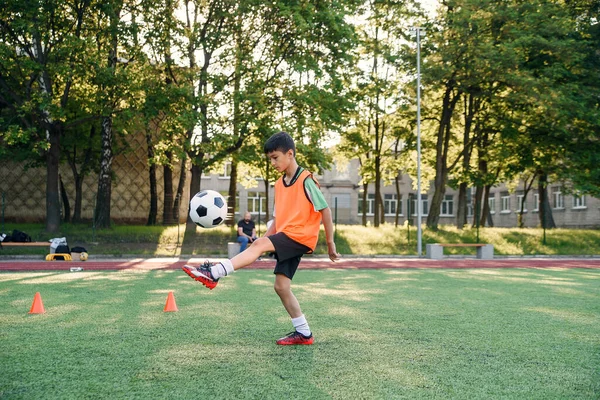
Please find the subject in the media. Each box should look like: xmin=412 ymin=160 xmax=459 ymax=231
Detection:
xmin=276 ymin=331 xmax=314 ymax=345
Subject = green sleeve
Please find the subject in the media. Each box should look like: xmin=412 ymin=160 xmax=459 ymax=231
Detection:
xmin=304 ymin=177 xmax=329 ymax=211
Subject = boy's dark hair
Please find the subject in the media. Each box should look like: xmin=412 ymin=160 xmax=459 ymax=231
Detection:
xmin=264 ymin=131 xmax=296 ymax=156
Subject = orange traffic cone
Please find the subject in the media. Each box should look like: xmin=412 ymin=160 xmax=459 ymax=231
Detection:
xmin=29 ymin=292 xmax=45 ymax=314
xmin=163 ymin=291 xmax=178 ymax=312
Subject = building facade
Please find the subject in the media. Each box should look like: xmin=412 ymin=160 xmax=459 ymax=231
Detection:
xmin=210 ymin=159 xmax=600 ymax=229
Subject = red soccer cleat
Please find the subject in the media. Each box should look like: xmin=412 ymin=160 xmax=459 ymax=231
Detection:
xmin=182 ymin=262 xmax=219 ymax=290
xmin=276 ymin=331 xmax=314 ymax=346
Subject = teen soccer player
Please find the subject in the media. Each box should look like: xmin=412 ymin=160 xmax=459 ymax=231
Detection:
xmin=183 ymin=131 xmax=339 ymax=345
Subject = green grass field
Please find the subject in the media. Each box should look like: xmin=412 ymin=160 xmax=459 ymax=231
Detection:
xmin=2 ymin=223 xmax=600 ymax=257
xmin=1 ymin=268 xmax=599 ymax=399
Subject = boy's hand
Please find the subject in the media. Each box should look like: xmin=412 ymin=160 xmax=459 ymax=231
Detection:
xmin=327 ymin=242 xmax=340 ymax=262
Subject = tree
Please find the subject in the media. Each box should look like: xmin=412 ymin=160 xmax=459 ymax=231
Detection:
xmin=339 ymin=0 xmax=418 ymax=227
xmin=176 ymin=0 xmax=358 ymax=224
xmin=0 ymin=0 xmax=97 ymax=232
xmin=423 ymin=0 xmax=599 ymax=230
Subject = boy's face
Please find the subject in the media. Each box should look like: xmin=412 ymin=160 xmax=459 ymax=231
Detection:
xmin=267 ymin=149 xmax=294 ymax=173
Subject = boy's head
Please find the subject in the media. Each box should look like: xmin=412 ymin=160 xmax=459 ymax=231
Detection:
xmin=264 ymin=131 xmax=295 ymax=157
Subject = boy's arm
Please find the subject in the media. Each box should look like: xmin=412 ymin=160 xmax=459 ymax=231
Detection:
xmin=319 ymin=207 xmax=340 ymax=262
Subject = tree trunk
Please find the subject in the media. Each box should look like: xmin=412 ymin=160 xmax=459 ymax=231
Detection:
xmin=456 ymin=94 xmax=475 ymax=229
xmin=226 ymin=159 xmax=238 ymax=226
xmin=456 ymin=182 xmax=468 ymax=229
xmin=59 ymin=174 xmax=71 ymax=223
xmin=163 ymin=152 xmax=175 ymax=224
xmin=394 ymin=175 xmax=401 ymax=227
xmin=374 ymin=155 xmax=381 ymax=227
xmin=45 ymin=125 xmax=61 ymax=232
xmin=33 ymin=29 xmax=60 ymax=233
xmin=173 ymin=155 xmax=186 ymax=223
xmin=73 ymin=174 xmax=84 ymax=223
xmin=472 ymin=185 xmax=483 ymax=228
xmin=517 ymin=174 xmax=536 ymax=228
xmin=227 ymin=10 xmax=242 ymax=228
xmin=94 ymin=3 xmax=121 ymax=229
xmin=480 ymin=184 xmax=492 ymax=227
xmin=361 ymin=182 xmax=368 ymax=226
xmin=472 ymin=136 xmax=488 ymax=227
xmin=95 ymin=116 xmax=113 ymax=228
xmin=538 ymin=171 xmax=556 ymax=229
xmin=69 ymin=125 xmax=94 ymax=223
xmin=187 ymin=162 xmax=202 ymax=224
xmin=427 ymin=84 xmax=460 ymax=230
xmin=146 ymin=132 xmax=158 ymax=226
xmin=379 ymin=192 xmax=385 ymax=225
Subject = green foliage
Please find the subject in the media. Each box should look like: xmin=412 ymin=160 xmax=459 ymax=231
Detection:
xmin=413 ymin=0 xmax=600 ymax=229
xmin=1 ymin=0 xmax=598 ymax=230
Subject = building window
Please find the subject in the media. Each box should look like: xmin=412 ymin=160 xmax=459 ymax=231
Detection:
xmin=500 ymin=192 xmax=510 ymax=213
xmin=488 ymin=195 xmax=496 ymax=214
xmin=440 ymin=195 xmax=454 ymax=216
xmin=573 ymin=194 xmax=586 ymax=209
xmin=533 ymin=193 xmax=539 ymax=212
xmin=247 ymin=191 xmax=266 ymax=215
xmin=552 ymin=187 xmax=564 ymax=209
xmin=384 ymin=194 xmax=401 ymax=216
xmin=358 ymin=193 xmax=375 ymax=216
xmin=411 ymin=194 xmax=428 ymax=216
xmin=516 ymin=191 xmax=527 ymax=213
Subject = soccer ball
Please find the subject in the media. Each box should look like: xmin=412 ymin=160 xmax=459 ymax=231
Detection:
xmin=189 ymin=190 xmax=228 ymax=228
xmin=79 ymin=252 xmax=88 ymax=261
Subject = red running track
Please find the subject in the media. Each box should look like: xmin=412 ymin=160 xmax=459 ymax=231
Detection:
xmin=1 ymin=257 xmax=600 ymax=272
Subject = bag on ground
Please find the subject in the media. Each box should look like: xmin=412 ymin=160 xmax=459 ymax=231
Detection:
xmin=4 ymin=230 xmax=32 ymax=242
xmin=49 ymin=237 xmax=68 ymax=254
xmin=55 ymin=244 xmax=70 ymax=254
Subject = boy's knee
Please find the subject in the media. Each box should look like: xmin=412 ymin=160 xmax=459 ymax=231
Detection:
xmin=274 ymin=283 xmax=287 ymax=297
xmin=253 ymin=237 xmax=272 ymax=252
xmin=274 ymin=277 xmax=291 ymax=296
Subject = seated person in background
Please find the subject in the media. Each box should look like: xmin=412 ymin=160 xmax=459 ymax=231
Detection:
xmin=237 ymin=212 xmax=258 ymax=252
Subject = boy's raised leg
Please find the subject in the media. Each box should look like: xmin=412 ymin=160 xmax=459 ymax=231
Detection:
xmin=182 ymin=237 xmax=275 ymax=289
xmin=229 ymin=236 xmax=274 ymax=270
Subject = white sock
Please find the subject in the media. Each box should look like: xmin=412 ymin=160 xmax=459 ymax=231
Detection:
xmin=210 ymin=259 xmax=235 ymax=279
xmin=292 ymin=315 xmax=311 ymax=337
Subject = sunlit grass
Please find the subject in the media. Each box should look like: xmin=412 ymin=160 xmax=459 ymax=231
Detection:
xmin=318 ymin=225 xmax=600 ymax=256
xmin=1 ymin=268 xmax=598 ymax=399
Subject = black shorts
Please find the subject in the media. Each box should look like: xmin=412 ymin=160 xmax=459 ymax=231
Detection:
xmin=268 ymin=232 xmax=312 ymax=280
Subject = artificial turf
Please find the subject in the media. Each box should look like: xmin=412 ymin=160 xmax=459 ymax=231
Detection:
xmin=1 ymin=268 xmax=598 ymax=399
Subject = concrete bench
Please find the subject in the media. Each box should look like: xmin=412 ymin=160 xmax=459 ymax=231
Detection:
xmin=426 ymin=243 xmax=494 ymax=260
xmin=227 ymin=242 xmax=241 ymax=258
xmin=1 ymin=242 xmax=49 ymax=248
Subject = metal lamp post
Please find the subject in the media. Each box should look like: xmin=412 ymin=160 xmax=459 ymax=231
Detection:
xmin=411 ymin=26 xmax=424 ymax=256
